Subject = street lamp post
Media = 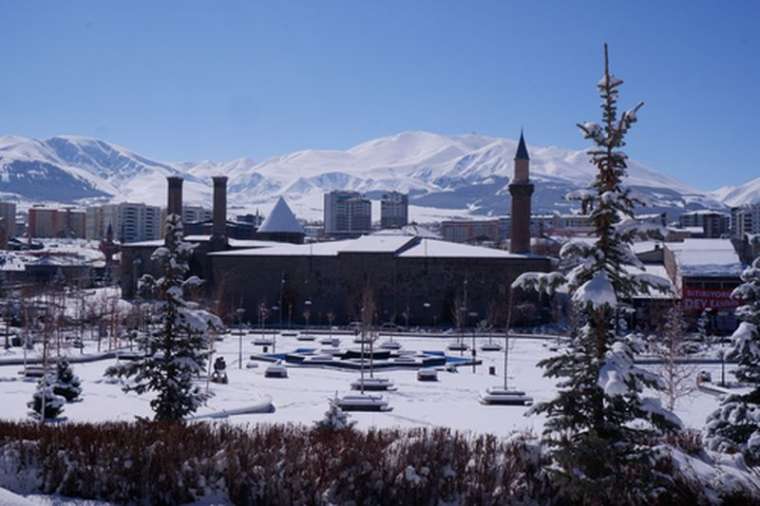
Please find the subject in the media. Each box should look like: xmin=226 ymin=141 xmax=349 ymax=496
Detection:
xmin=271 ymin=306 xmax=279 ymax=353
xmin=423 ymin=302 xmax=431 ymax=331
xmin=236 ymin=308 xmax=245 ymax=369
xmin=304 ymin=299 xmax=312 ymax=331
xmin=279 ymin=274 xmax=285 ymax=327
xmin=469 ymin=311 xmax=478 ymax=373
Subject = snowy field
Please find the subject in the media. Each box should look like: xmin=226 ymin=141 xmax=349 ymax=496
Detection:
xmin=0 ymin=331 xmax=728 ymax=435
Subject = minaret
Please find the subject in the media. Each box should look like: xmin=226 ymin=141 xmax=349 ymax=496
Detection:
xmin=509 ymin=131 xmax=533 ymax=254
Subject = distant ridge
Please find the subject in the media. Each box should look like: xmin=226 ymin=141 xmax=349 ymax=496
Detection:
xmin=0 ymin=131 xmax=733 ymax=221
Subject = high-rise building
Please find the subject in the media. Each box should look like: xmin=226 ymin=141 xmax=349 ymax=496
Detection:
xmin=679 ymin=210 xmax=730 ymax=238
xmin=324 ymin=191 xmax=372 ymax=237
xmin=29 ymin=207 xmax=86 ymax=238
xmin=86 ymin=203 xmax=162 ymax=243
xmin=182 ymin=206 xmax=212 ymax=224
xmin=732 ymin=204 xmax=760 ymax=238
xmin=0 ymin=202 xmax=17 ymax=239
xmin=159 ymin=205 xmax=212 ymax=237
xmin=380 ymin=191 xmax=409 ymax=229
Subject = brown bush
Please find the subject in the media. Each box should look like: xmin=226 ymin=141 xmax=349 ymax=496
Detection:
xmin=0 ymin=421 xmax=753 ymax=505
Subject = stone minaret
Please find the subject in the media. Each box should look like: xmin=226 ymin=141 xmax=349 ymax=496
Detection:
xmin=211 ymin=176 xmax=228 ymax=250
xmin=509 ymin=131 xmax=533 ymax=254
xmin=167 ymin=176 xmax=184 ymax=217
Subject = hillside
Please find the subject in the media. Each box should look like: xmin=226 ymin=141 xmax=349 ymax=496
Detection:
xmin=0 ymin=132 xmax=731 ymax=221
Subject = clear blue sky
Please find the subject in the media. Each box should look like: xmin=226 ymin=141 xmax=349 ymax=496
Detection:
xmin=1 ymin=0 xmax=758 ymax=190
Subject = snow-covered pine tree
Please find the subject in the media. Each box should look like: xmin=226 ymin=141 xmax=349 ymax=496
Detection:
xmin=314 ymin=395 xmax=356 ymax=432
xmin=106 ymin=214 xmax=221 ymax=422
xmin=53 ymin=357 xmax=82 ymax=402
xmin=704 ymin=255 xmax=760 ymax=464
xmin=29 ymin=374 xmax=65 ymax=420
xmin=513 ymin=44 xmax=681 ymax=500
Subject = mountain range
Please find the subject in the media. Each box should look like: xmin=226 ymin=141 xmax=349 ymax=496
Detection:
xmin=0 ymin=132 xmax=755 ymax=222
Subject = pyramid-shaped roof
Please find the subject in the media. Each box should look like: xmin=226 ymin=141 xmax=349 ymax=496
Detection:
xmin=515 ymin=131 xmax=529 ymax=161
xmin=258 ymin=197 xmax=304 ymax=234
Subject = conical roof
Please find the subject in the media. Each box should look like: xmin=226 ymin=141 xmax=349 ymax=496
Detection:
xmin=258 ymin=197 xmax=304 ymax=234
xmin=515 ymin=131 xmax=529 ymax=161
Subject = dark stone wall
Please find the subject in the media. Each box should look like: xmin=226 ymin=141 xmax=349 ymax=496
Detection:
xmin=210 ymin=252 xmax=551 ymax=326
xmin=120 ymin=240 xmax=218 ymax=299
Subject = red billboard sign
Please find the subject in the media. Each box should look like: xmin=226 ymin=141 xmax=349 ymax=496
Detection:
xmin=682 ymin=287 xmax=739 ymax=313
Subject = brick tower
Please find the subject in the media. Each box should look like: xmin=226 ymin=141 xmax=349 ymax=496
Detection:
xmin=509 ymin=131 xmax=533 ymax=254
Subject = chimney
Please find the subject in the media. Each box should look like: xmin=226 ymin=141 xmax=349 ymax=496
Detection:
xmin=167 ymin=176 xmax=183 ymax=217
xmin=212 ymin=176 xmax=227 ymax=239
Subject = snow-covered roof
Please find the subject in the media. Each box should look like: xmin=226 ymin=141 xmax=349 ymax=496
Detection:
xmin=668 ymin=239 xmax=743 ymax=277
xmin=212 ymin=234 xmax=533 ymax=260
xmin=211 ymin=239 xmax=355 ymax=257
xmin=257 ymin=197 xmax=304 ymax=234
xmin=681 ymin=209 xmax=729 ymax=217
xmin=339 ymin=234 xmax=414 ymax=253
xmin=625 ymin=264 xmax=676 ymax=299
xmin=229 ymin=238 xmax=282 ymax=248
xmin=631 ymin=241 xmax=665 ymax=254
xmin=398 ymin=239 xmax=524 ymax=258
xmin=372 ymin=224 xmax=441 ymax=239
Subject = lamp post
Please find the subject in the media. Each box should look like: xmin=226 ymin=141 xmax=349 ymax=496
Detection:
xmin=271 ymin=306 xmax=279 ymax=353
xmin=304 ymin=299 xmax=312 ymax=331
xmin=279 ymin=273 xmax=285 ymax=327
xmin=469 ymin=311 xmax=478 ymax=373
xmin=327 ymin=311 xmax=335 ymax=342
xmin=423 ymin=302 xmax=431 ymax=331
xmin=236 ymin=307 xmax=245 ymax=369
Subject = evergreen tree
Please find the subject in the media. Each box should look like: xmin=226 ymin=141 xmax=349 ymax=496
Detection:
xmin=53 ymin=357 xmax=82 ymax=402
xmin=704 ymin=256 xmax=760 ymax=464
xmin=314 ymin=396 xmax=356 ymax=432
xmin=106 ymin=214 xmax=221 ymax=422
xmin=513 ymin=44 xmax=681 ymax=501
xmin=29 ymin=374 xmax=65 ymax=420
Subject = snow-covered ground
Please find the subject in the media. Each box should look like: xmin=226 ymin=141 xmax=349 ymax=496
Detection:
xmin=0 ymin=332 xmax=728 ymax=434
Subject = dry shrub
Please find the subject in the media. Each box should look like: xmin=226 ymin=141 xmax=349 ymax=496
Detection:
xmin=0 ymin=421 xmax=755 ymax=505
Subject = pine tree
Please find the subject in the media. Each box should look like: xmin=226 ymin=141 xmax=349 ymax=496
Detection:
xmin=314 ymin=396 xmax=356 ymax=432
xmin=513 ymin=44 xmax=681 ymax=501
xmin=704 ymin=256 xmax=760 ymax=464
xmin=53 ymin=358 xmax=82 ymax=402
xmin=29 ymin=374 xmax=65 ymax=420
xmin=106 ymin=214 xmax=221 ymax=422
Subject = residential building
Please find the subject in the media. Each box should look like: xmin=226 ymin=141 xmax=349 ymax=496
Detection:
xmin=28 ymin=207 xmax=86 ymax=238
xmin=183 ymin=206 xmax=212 ymax=224
xmin=441 ymin=219 xmax=508 ymax=243
xmin=0 ymin=202 xmax=17 ymax=239
xmin=380 ymin=191 xmax=409 ymax=229
xmin=732 ymin=204 xmax=760 ymax=238
xmin=87 ymin=203 xmax=162 ymax=243
xmin=324 ymin=191 xmax=372 ymax=237
xmin=678 ymin=210 xmax=730 ymax=238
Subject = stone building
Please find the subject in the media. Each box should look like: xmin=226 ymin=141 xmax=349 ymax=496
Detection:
xmin=210 ymin=235 xmax=550 ymax=326
xmin=121 ymin=135 xmax=550 ymax=325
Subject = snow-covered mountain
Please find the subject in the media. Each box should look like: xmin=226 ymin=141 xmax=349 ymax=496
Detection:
xmin=0 ymin=132 xmax=732 ymax=221
xmin=711 ymin=177 xmax=760 ymax=207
